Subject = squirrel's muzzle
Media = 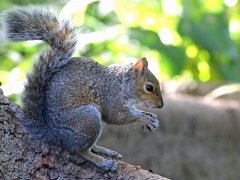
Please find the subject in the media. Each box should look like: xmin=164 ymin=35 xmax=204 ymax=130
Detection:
xmin=156 ymin=98 xmax=164 ymax=109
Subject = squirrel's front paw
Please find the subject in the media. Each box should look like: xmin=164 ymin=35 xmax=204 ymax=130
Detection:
xmin=142 ymin=119 xmax=159 ymax=132
xmin=143 ymin=111 xmax=157 ymax=119
xmin=140 ymin=112 xmax=159 ymax=132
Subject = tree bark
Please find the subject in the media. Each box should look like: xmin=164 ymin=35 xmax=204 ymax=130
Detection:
xmin=0 ymin=89 xmax=168 ymax=180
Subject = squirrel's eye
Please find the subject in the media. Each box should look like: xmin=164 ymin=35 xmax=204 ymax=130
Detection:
xmin=145 ymin=84 xmax=154 ymax=92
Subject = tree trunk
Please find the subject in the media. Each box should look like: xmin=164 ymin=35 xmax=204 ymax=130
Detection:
xmin=0 ymin=90 xmax=168 ymax=180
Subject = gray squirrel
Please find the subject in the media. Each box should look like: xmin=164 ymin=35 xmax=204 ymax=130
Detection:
xmin=1 ymin=6 xmax=163 ymax=171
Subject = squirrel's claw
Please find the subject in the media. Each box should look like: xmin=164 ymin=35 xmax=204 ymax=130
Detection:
xmin=107 ymin=150 xmax=122 ymax=159
xmin=99 ymin=158 xmax=118 ymax=171
xmin=141 ymin=113 xmax=159 ymax=133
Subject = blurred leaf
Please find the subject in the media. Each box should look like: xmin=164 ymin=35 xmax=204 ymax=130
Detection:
xmin=129 ymin=28 xmax=185 ymax=76
xmin=219 ymin=61 xmax=240 ymax=81
xmin=178 ymin=13 xmax=239 ymax=61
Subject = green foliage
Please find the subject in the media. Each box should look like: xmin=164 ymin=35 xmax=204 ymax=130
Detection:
xmin=1 ymin=0 xmax=240 ymax=91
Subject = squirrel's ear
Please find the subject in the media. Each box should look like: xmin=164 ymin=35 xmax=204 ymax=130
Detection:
xmin=134 ymin=57 xmax=148 ymax=71
xmin=132 ymin=57 xmax=148 ymax=79
xmin=141 ymin=57 xmax=148 ymax=67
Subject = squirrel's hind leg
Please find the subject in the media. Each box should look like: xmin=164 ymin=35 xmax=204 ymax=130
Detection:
xmin=79 ymin=149 xmax=118 ymax=171
xmin=60 ymin=103 xmax=118 ymax=171
xmin=92 ymin=145 xmax=122 ymax=159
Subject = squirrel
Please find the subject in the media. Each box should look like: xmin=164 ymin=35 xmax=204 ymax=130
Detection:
xmin=1 ymin=6 xmax=163 ymax=171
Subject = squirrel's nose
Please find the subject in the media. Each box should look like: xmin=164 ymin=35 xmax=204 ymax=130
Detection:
xmin=156 ymin=99 xmax=164 ymax=109
xmin=156 ymin=104 xmax=163 ymax=109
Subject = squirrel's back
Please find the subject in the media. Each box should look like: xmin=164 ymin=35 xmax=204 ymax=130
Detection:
xmin=45 ymin=57 xmax=106 ymax=111
xmin=1 ymin=6 xmax=79 ymax=142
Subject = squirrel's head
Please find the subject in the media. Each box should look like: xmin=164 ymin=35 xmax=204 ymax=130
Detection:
xmin=131 ymin=57 xmax=163 ymax=109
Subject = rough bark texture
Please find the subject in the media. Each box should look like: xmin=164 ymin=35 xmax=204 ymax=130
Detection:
xmin=0 ymin=89 xmax=168 ymax=180
xmin=99 ymin=94 xmax=240 ymax=180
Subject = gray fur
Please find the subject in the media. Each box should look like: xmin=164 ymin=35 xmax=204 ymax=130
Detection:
xmin=1 ymin=6 xmax=163 ymax=171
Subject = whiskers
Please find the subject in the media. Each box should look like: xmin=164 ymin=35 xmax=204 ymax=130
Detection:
xmin=133 ymin=122 xmax=141 ymax=138
xmin=123 ymin=125 xmax=129 ymax=141
xmin=123 ymin=123 xmax=141 ymax=142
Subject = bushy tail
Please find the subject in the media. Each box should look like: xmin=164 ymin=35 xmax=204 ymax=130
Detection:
xmin=1 ymin=6 xmax=78 ymax=142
